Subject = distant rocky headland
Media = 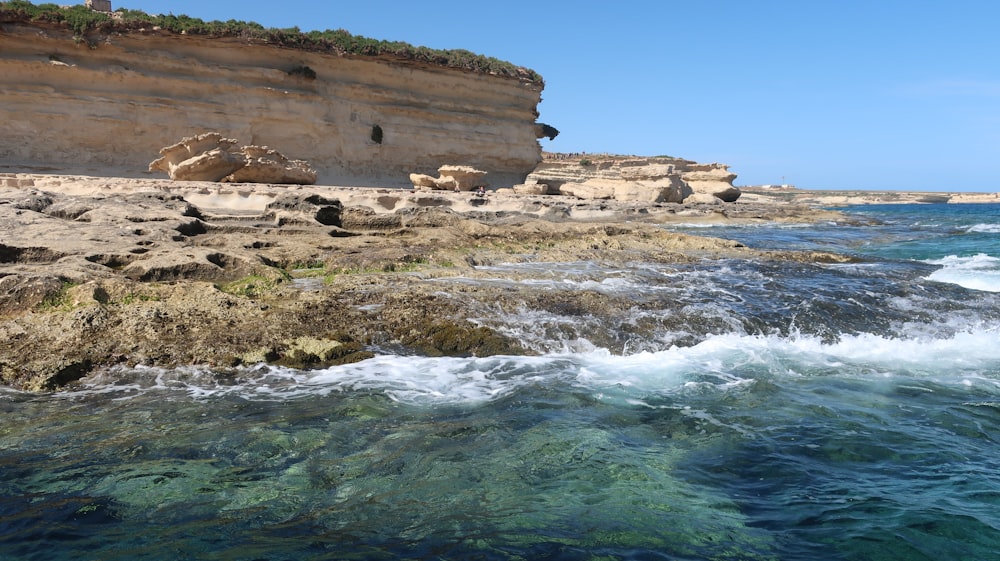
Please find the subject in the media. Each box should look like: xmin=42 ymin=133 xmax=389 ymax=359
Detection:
xmin=739 ymin=185 xmax=1000 ymax=206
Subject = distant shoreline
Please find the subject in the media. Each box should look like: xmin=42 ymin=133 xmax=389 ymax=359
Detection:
xmin=740 ymin=186 xmax=1000 ymax=205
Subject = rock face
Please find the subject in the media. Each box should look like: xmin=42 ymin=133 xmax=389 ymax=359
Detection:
xmin=230 ymin=145 xmax=318 ymax=185
xmin=149 ymin=133 xmax=318 ymax=184
xmin=519 ymin=156 xmax=740 ymax=203
xmin=0 ymin=22 xmax=544 ymax=187
xmin=410 ymin=165 xmax=488 ymax=191
xmin=681 ymin=165 xmax=741 ymax=203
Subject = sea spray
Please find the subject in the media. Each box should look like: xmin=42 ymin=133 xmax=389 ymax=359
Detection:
xmin=925 ymin=253 xmax=1000 ymax=292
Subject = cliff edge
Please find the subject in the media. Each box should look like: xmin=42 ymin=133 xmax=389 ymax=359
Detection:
xmin=0 ymin=18 xmax=545 ymax=186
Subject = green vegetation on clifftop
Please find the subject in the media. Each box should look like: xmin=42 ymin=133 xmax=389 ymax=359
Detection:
xmin=0 ymin=0 xmax=543 ymax=85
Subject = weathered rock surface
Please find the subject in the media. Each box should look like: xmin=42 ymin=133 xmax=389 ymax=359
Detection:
xmin=681 ymin=165 xmax=741 ymax=202
xmin=0 ymin=22 xmax=544 ymax=186
xmin=410 ymin=165 xmax=488 ymax=191
xmin=227 ymin=145 xmax=318 ymax=185
xmin=148 ymin=134 xmax=244 ymax=182
xmin=149 ymin=133 xmax=318 ymax=184
xmin=521 ymin=155 xmax=740 ymax=203
xmin=0 ymin=174 xmax=846 ymax=392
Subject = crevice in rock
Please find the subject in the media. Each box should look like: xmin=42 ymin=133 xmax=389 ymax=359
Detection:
xmin=175 ymin=219 xmax=208 ymax=237
xmin=43 ymin=359 xmax=94 ymax=390
xmin=84 ymin=253 xmax=134 ymax=269
xmin=0 ymin=243 xmax=66 ymax=264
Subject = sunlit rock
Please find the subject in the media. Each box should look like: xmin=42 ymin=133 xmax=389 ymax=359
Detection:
xmin=149 ymin=133 xmax=317 ymax=185
xmin=410 ymin=165 xmax=488 ymax=191
xmin=525 ymin=155 xmax=741 ymax=203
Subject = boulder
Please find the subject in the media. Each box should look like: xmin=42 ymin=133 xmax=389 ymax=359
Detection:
xmin=512 ymin=181 xmax=552 ymax=195
xmin=410 ymin=165 xmax=487 ymax=191
xmin=438 ymin=166 xmax=488 ymax=191
xmin=224 ymin=146 xmax=318 ymax=185
xmin=149 ymin=133 xmax=242 ymax=181
xmin=681 ymin=166 xmax=741 ymax=202
xmin=169 ymin=149 xmax=245 ymax=183
xmin=149 ymin=133 xmax=317 ymax=185
xmin=409 ymin=173 xmax=440 ymax=190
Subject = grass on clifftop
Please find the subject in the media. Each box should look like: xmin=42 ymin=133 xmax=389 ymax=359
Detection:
xmin=0 ymin=1 xmax=543 ymax=85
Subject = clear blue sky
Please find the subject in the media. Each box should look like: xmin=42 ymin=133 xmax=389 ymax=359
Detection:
xmin=118 ymin=1 xmax=1000 ymax=191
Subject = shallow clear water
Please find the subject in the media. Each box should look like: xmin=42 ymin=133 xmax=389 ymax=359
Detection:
xmin=3 ymin=203 xmax=1000 ymax=560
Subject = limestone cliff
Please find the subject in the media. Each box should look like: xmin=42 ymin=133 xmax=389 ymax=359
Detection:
xmin=0 ymin=21 xmax=544 ymax=186
xmin=517 ymin=154 xmax=741 ymax=203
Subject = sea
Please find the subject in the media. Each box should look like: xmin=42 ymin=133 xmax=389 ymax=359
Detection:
xmin=2 ymin=202 xmax=999 ymax=560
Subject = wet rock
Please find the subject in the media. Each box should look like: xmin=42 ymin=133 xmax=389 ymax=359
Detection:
xmin=271 ymin=336 xmax=375 ymax=369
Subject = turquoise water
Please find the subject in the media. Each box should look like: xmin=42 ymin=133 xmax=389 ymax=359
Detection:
xmin=2 ymin=203 xmax=1000 ymax=560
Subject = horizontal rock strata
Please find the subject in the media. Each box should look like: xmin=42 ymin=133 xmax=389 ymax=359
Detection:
xmin=0 ymin=22 xmax=543 ymax=187
xmin=517 ymin=155 xmax=741 ymax=203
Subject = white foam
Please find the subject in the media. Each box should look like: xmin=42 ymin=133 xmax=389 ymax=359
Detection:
xmin=967 ymin=223 xmax=1000 ymax=234
xmin=61 ymin=327 xmax=1000 ymax=405
xmin=924 ymin=253 xmax=1000 ymax=292
xmin=760 ymin=329 xmax=1000 ymax=371
xmin=303 ymin=354 xmax=563 ymax=404
xmin=292 ymin=327 xmax=1000 ymax=403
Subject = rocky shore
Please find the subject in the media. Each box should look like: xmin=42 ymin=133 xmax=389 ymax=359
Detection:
xmin=0 ymin=174 xmax=849 ymax=391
